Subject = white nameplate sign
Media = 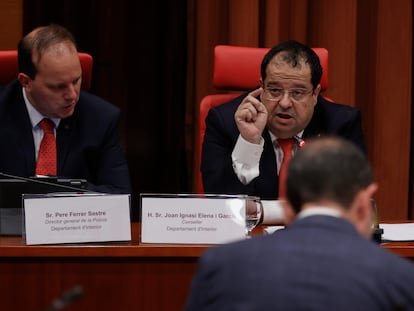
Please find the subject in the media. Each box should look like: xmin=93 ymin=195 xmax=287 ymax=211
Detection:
xmin=141 ymin=195 xmax=246 ymax=244
xmin=23 ymin=193 xmax=131 ymax=245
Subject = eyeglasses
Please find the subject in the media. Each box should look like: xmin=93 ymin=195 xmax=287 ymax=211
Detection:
xmin=262 ymin=87 xmax=313 ymax=102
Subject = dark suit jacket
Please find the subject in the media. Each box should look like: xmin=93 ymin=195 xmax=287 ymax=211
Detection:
xmin=201 ymin=93 xmax=366 ymax=198
xmin=0 ymin=80 xmax=131 ymax=193
xmin=184 ymin=216 xmax=414 ymax=311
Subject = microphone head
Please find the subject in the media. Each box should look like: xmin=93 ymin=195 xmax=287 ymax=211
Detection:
xmin=47 ymin=285 xmax=84 ymax=311
xmin=293 ymin=135 xmax=306 ymax=148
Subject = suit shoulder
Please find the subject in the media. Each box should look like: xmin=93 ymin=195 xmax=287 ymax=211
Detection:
xmin=316 ymin=96 xmax=361 ymax=120
xmin=77 ymin=91 xmax=120 ymax=115
xmin=208 ymin=91 xmax=251 ymax=121
xmin=318 ymin=96 xmax=360 ymax=112
xmin=0 ymin=80 xmax=21 ymax=102
xmin=213 ymin=92 xmax=245 ymax=111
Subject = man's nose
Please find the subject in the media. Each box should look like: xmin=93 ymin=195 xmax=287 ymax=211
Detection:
xmin=278 ymin=91 xmax=293 ymax=108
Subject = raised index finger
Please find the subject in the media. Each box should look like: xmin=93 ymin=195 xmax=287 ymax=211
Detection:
xmin=249 ymin=87 xmax=263 ymax=99
xmin=247 ymin=88 xmax=265 ymax=113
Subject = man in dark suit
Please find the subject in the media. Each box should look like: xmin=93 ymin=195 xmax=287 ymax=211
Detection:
xmin=0 ymin=24 xmax=130 ymax=193
xmin=201 ymin=40 xmax=365 ymax=201
xmin=185 ymin=136 xmax=414 ymax=311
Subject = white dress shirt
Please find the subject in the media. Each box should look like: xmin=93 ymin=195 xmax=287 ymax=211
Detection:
xmin=231 ymin=130 xmax=303 ymax=185
xmin=22 ymin=88 xmax=60 ymax=160
xmin=231 ymin=130 xmax=303 ymax=224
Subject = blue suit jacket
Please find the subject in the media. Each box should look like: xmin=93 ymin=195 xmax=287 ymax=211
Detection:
xmin=184 ymin=216 xmax=414 ymax=311
xmin=201 ymin=93 xmax=366 ymax=198
xmin=0 ymin=80 xmax=131 ymax=193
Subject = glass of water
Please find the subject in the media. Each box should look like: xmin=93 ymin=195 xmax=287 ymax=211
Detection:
xmin=245 ymin=196 xmax=263 ymax=237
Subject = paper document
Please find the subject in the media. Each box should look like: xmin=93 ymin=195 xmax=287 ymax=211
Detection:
xmin=379 ymin=223 xmax=414 ymax=241
xmin=264 ymin=226 xmax=285 ymax=235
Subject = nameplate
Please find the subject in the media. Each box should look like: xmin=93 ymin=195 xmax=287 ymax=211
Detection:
xmin=23 ymin=193 xmax=131 ymax=245
xmin=140 ymin=194 xmax=246 ymax=244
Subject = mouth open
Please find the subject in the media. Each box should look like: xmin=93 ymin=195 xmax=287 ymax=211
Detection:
xmin=61 ymin=103 xmax=76 ymax=115
xmin=277 ymin=113 xmax=292 ymax=119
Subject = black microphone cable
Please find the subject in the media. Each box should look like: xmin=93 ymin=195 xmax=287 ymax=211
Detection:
xmin=0 ymin=172 xmax=89 ymax=192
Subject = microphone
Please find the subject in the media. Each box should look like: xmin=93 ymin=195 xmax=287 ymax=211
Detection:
xmin=371 ymin=199 xmax=383 ymax=243
xmin=293 ymin=135 xmax=306 ymax=148
xmin=0 ymin=172 xmax=90 ymax=193
xmin=43 ymin=285 xmax=84 ymax=311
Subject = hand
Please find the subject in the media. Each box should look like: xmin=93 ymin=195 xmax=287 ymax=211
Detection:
xmin=234 ymin=88 xmax=268 ymax=144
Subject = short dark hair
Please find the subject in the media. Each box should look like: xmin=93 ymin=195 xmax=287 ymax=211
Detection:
xmin=17 ymin=24 xmax=77 ymax=79
xmin=286 ymin=136 xmax=373 ymax=213
xmin=261 ymin=40 xmax=323 ymax=90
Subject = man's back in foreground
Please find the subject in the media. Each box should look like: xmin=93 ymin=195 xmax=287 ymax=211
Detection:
xmin=184 ymin=137 xmax=414 ymax=311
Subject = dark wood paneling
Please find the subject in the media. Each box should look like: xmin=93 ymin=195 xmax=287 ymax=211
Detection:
xmin=22 ymin=0 xmax=189 ymax=220
xmin=0 ymin=258 xmax=197 ymax=311
xmin=0 ymin=0 xmax=22 ymax=49
xmin=358 ymin=0 xmax=412 ymax=220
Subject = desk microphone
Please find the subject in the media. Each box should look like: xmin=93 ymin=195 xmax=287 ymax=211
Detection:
xmin=0 ymin=172 xmax=90 ymax=193
xmin=371 ymin=199 xmax=383 ymax=243
xmin=43 ymin=285 xmax=84 ymax=311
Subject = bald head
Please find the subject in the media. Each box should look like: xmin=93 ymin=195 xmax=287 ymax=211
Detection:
xmin=18 ymin=24 xmax=78 ymax=79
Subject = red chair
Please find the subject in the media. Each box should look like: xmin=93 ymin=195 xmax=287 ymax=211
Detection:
xmin=196 ymin=45 xmax=329 ymax=193
xmin=0 ymin=50 xmax=93 ymax=91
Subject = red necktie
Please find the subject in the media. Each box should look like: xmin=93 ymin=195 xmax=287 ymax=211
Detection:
xmin=277 ymin=138 xmax=294 ymax=198
xmin=36 ymin=118 xmax=57 ymax=176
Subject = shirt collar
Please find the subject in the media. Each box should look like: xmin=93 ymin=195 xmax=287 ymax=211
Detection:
xmin=269 ymin=130 xmax=304 ymax=145
xmin=297 ymin=206 xmax=342 ymax=219
xmin=22 ymin=88 xmax=60 ymax=128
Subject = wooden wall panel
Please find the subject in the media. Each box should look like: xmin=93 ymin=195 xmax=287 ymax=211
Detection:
xmin=369 ymin=0 xmax=412 ymax=220
xmin=262 ymin=0 xmax=284 ymax=45
xmin=228 ymin=0 xmax=260 ymax=46
xmin=0 ymin=0 xmax=22 ymax=49
xmin=262 ymin=0 xmax=309 ymax=46
xmin=308 ymin=0 xmax=358 ymax=106
xmin=191 ymin=0 xmax=230 ymax=188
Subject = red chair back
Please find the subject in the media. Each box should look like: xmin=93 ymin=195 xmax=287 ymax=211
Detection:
xmin=0 ymin=50 xmax=93 ymax=91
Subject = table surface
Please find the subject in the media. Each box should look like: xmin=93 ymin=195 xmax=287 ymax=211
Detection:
xmin=0 ymin=222 xmax=413 ymax=259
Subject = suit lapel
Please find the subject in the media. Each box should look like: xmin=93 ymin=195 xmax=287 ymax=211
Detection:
xmin=11 ymin=93 xmax=37 ymax=175
xmin=303 ymin=98 xmax=325 ymax=139
xmin=260 ymin=130 xmax=279 ymax=192
xmin=56 ymin=117 xmax=74 ymax=174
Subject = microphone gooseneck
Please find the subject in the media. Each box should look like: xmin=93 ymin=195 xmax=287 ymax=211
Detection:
xmin=0 ymin=172 xmax=89 ymax=193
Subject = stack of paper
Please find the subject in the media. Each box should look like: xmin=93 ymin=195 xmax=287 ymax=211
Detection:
xmin=379 ymin=223 xmax=414 ymax=241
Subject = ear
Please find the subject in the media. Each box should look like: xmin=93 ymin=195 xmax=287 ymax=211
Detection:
xmin=17 ymin=73 xmax=32 ymax=89
xmin=312 ymin=84 xmax=321 ymax=105
xmin=350 ymin=183 xmax=378 ymax=238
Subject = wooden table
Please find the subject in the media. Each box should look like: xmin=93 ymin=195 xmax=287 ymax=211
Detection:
xmin=0 ymin=223 xmax=412 ymax=311
xmin=381 ymin=241 xmax=414 ymax=259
